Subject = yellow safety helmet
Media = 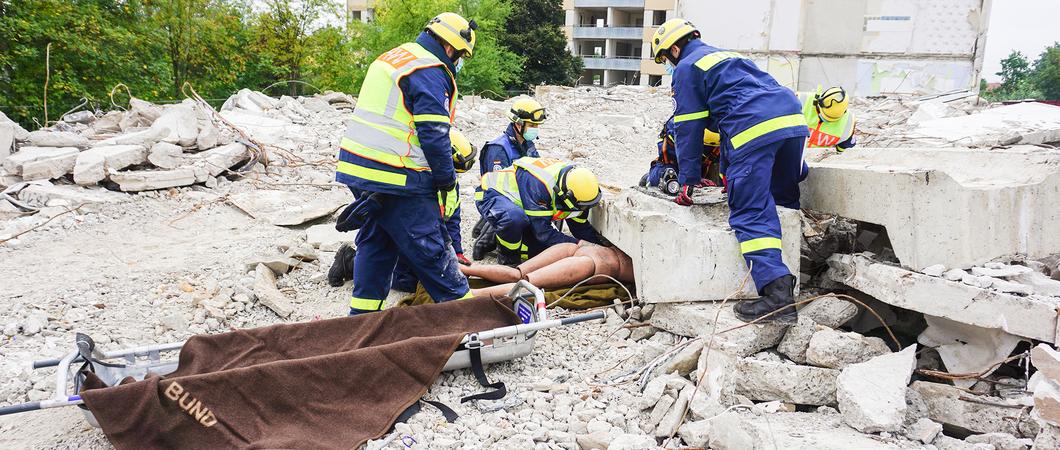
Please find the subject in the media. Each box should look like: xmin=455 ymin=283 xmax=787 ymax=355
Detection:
xmin=651 ymin=18 xmax=699 ymax=64
xmin=703 ymin=129 xmax=721 ymax=147
xmin=815 ymin=87 xmax=849 ymax=122
xmin=557 ymin=166 xmax=601 ymax=211
xmin=450 ymin=128 xmax=476 ymax=173
xmin=509 ymin=98 xmax=547 ymax=125
xmin=425 ymin=12 xmax=478 ymax=58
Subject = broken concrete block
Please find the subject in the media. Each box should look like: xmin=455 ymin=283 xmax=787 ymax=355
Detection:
xmin=221 ymin=89 xmax=278 ymax=113
xmin=607 ymin=434 xmax=657 ymax=450
xmin=733 ymin=358 xmax=839 ymax=406
xmin=1031 ymin=344 xmax=1060 ymax=384
xmin=652 ymin=302 xmax=787 ymax=356
xmin=218 ymin=109 xmax=307 ymax=150
xmin=1031 ymin=374 xmax=1060 ymax=427
xmin=284 ymin=244 xmax=319 ymax=263
xmin=73 ymin=144 xmax=147 ymax=185
xmin=14 ymin=181 xmax=125 ymax=206
xmin=655 ymin=384 xmax=693 ymax=437
xmin=918 ymin=315 xmax=1023 ymax=388
xmin=3 ymin=147 xmax=79 ymax=180
xmin=252 ymin=263 xmax=294 ymax=318
xmin=988 ymin=277 xmax=1033 ymax=295
xmin=186 ymin=142 xmax=247 ymax=176
xmin=95 ymin=127 xmax=165 ymax=147
xmin=244 ymin=255 xmax=300 ymax=275
xmin=944 ymin=268 xmax=968 ymax=281
xmin=922 ymin=264 xmax=946 ymax=277
xmin=228 ymin=189 xmax=349 ymax=226
xmin=799 ymin=294 xmax=858 ymax=328
xmin=119 ymin=97 xmax=162 ymax=131
xmin=912 ymin=102 xmax=1060 ymax=147
xmin=1034 ymin=422 xmax=1060 ymax=450
xmin=592 ymin=189 xmax=800 ymax=302
xmin=305 ymin=224 xmax=356 ymax=251
xmin=934 ymin=435 xmax=994 ymax=450
xmin=0 ymin=124 xmax=17 ymax=164
xmin=972 ymin=265 xmax=1033 ymax=279
xmin=25 ymin=130 xmax=89 ymax=148
xmin=677 ymin=420 xmax=710 ymax=448
xmin=803 ymin=146 xmax=1060 ymax=270
xmin=708 ymin=411 xmax=901 ymax=449
xmin=148 ymin=142 xmax=185 ymax=169
xmin=805 ymin=328 xmax=891 ymax=369
xmin=777 ymin=316 xmax=818 ymax=364
xmin=964 ymin=432 xmax=1032 ymax=450
xmin=91 ymin=111 xmax=123 ymax=134
xmin=1012 ymin=271 xmax=1060 ymax=297
xmin=836 ymin=345 xmax=915 ymax=433
xmin=653 ymin=339 xmax=704 ymax=378
xmin=905 ymin=418 xmax=943 ymax=444
xmin=909 ymin=381 xmax=1040 ymax=438
xmin=150 ymin=104 xmax=199 ymax=147
xmin=108 ymin=168 xmax=197 ymax=191
xmin=827 ymin=254 xmax=1060 ymax=342
xmin=62 ymin=110 xmax=95 ymax=124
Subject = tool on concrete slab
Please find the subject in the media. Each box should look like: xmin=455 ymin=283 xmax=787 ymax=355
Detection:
xmin=1 ymin=281 xmax=605 ymax=425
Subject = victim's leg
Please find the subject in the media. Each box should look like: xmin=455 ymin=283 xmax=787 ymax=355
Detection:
xmin=461 ymin=242 xmax=580 ymax=283
xmin=471 ymin=255 xmax=599 ymax=298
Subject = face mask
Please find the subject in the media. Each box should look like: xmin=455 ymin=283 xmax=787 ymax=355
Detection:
xmin=665 ymin=62 xmax=675 ymax=77
xmin=522 ymin=126 xmax=539 ymax=142
xmin=455 ymin=58 xmax=464 ymax=73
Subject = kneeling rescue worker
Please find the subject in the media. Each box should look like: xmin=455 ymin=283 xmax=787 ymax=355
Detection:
xmin=335 ymin=12 xmax=477 ymax=315
xmin=651 ymin=18 xmax=808 ymax=324
xmin=475 ymin=157 xmax=606 ymax=266
xmin=641 ymin=115 xmax=723 ymax=194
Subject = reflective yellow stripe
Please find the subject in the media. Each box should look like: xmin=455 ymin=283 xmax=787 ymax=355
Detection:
xmin=694 ymin=51 xmax=742 ymax=72
xmin=458 ymin=291 xmax=474 ymax=300
xmin=474 ymin=190 xmax=484 ymax=201
xmin=340 ymin=136 xmax=426 ymax=170
xmin=674 ymin=110 xmax=709 ymax=122
xmin=740 ymin=237 xmax=783 ymax=254
xmin=731 ymin=114 xmax=807 ymax=149
xmin=569 ymin=215 xmax=588 ymax=223
xmin=412 ymin=114 xmax=451 ymax=123
xmin=337 ymin=161 xmax=407 ymax=186
xmin=350 ymin=297 xmax=385 ymax=310
xmin=525 ymin=210 xmax=555 ymax=217
xmin=496 ymin=235 xmax=522 ymax=250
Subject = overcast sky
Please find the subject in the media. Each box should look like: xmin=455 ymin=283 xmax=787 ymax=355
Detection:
xmin=981 ymin=0 xmax=1058 ymax=81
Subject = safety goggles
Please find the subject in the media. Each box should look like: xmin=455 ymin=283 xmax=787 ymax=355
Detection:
xmin=512 ymin=107 xmax=547 ymax=123
xmin=461 ymin=20 xmax=478 ymax=43
xmin=815 ymin=89 xmax=846 ymax=109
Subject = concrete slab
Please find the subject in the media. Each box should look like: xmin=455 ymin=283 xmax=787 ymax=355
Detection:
xmin=911 ymin=102 xmax=1060 ymax=147
xmin=2 ymin=147 xmax=80 ymax=180
xmin=705 ymin=411 xmax=911 ymax=449
xmin=826 ymin=254 xmax=1060 ymax=343
xmin=803 ymin=146 xmax=1060 ymax=270
xmin=228 ymin=189 xmax=348 ymax=226
xmin=652 ymin=302 xmax=788 ymax=356
xmin=73 ymin=144 xmax=148 ymax=185
xmin=592 ymin=189 xmax=801 ymax=302
xmin=109 ymin=168 xmax=198 ymax=191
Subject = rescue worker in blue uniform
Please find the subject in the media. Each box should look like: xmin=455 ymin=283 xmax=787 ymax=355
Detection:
xmin=335 ymin=12 xmax=477 ymax=315
xmin=391 ymin=129 xmax=477 ymax=292
xmin=651 ymin=18 xmax=809 ymax=324
xmin=471 ymin=98 xmax=548 ymax=260
xmin=474 ymin=157 xmax=605 ymax=266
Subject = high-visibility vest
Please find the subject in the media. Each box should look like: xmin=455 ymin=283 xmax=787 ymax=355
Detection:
xmin=478 ymin=157 xmax=577 ymax=219
xmin=799 ymin=92 xmax=855 ymax=148
xmin=337 ymin=42 xmax=457 ymax=186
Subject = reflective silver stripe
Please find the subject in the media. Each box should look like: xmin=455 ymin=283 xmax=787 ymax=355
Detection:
xmin=352 ymin=108 xmax=412 ymax=131
xmin=434 ymin=20 xmax=471 ymax=47
xmin=384 ymin=58 xmax=448 ymax=118
xmin=484 ymin=172 xmax=522 ymax=206
xmin=342 ymin=119 xmax=429 ymax=167
xmin=513 ymin=159 xmax=560 ymax=189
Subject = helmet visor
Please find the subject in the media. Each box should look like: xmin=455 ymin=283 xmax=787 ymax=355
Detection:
xmin=513 ymin=106 xmax=547 ymax=124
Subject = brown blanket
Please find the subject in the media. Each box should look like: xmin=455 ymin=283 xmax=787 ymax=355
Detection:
xmin=398 ymin=280 xmax=633 ymax=310
xmin=81 ymin=296 xmax=520 ymax=450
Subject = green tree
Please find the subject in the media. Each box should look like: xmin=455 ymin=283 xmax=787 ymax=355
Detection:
xmin=144 ymin=0 xmax=252 ymax=99
xmin=248 ymin=0 xmax=339 ymax=96
xmin=504 ymin=0 xmax=581 ymax=90
xmin=1031 ymin=43 xmax=1060 ymax=100
xmin=0 ymin=0 xmax=169 ymax=127
xmin=351 ymin=0 xmax=523 ymax=97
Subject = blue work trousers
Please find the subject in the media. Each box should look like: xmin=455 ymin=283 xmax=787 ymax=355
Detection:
xmin=723 ymin=136 xmax=806 ymax=292
xmin=475 ymin=191 xmax=549 ymax=258
xmin=350 ymin=194 xmax=469 ymax=314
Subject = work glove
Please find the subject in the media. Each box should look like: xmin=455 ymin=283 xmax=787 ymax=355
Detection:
xmin=673 ymin=185 xmax=695 ymax=206
xmin=695 ymin=178 xmax=717 ymax=188
xmin=455 ymin=253 xmax=471 ymax=266
xmin=438 ymin=188 xmax=458 ymax=219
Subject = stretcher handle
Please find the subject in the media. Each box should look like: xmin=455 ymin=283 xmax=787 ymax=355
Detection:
xmin=465 ymin=310 xmax=606 ymax=343
xmin=32 ymin=341 xmax=185 ymax=369
xmin=0 ymin=395 xmax=82 ymax=417
xmin=507 ymin=280 xmax=547 ymax=322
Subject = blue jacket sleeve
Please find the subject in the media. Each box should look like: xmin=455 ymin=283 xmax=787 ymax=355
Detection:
xmin=480 ymin=144 xmax=510 ymax=175
xmin=401 ymin=67 xmax=455 ymax=188
xmin=567 ymin=216 xmax=602 ymax=244
xmin=520 ymin=179 xmax=578 ymax=247
xmin=672 ymin=63 xmax=709 ymax=186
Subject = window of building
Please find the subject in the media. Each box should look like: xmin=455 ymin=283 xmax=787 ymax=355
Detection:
xmin=649 ymin=75 xmax=663 ymax=87
xmin=652 ymin=10 xmax=666 ymax=26
xmin=351 ymin=10 xmax=362 ymax=22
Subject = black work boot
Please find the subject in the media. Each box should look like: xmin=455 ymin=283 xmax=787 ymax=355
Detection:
xmin=733 ymin=274 xmax=797 ymax=324
xmin=471 ymin=217 xmax=487 ymax=239
xmin=472 ymin=222 xmax=497 ymax=260
xmin=496 ymin=247 xmax=522 ymax=267
xmin=327 ymin=244 xmax=356 ymax=287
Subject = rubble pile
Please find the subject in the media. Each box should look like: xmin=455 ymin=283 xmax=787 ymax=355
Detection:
xmin=1 ymin=85 xmax=1060 ymax=449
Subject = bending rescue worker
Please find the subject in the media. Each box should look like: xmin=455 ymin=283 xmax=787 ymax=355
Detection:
xmin=651 ymin=18 xmax=809 ymax=324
